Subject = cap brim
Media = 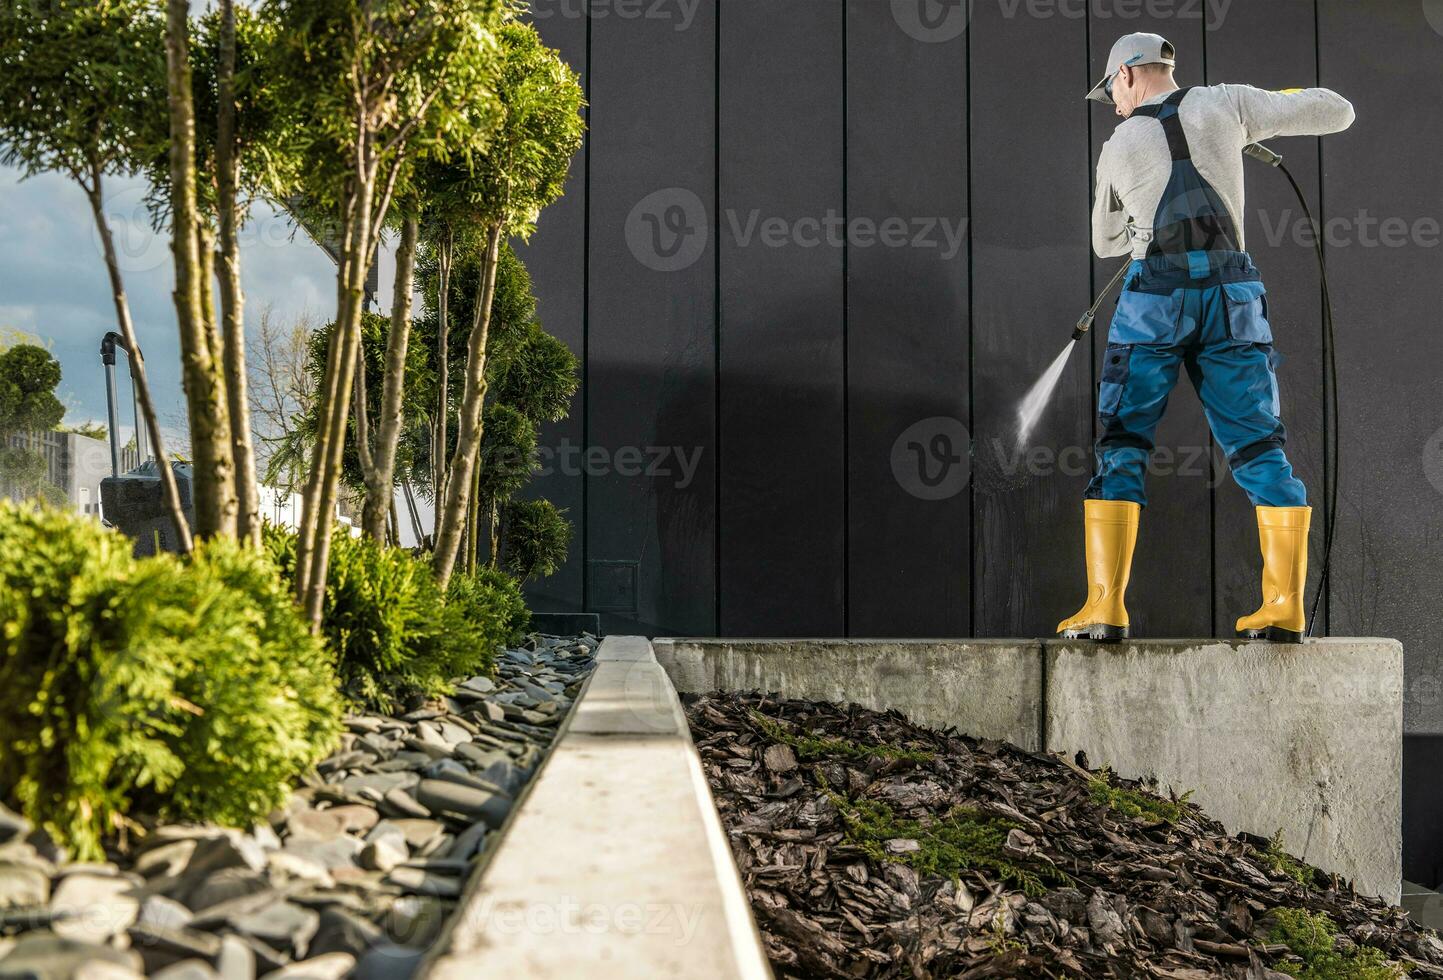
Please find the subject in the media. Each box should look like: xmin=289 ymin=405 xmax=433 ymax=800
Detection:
xmin=1086 ymin=73 xmax=1115 ymax=104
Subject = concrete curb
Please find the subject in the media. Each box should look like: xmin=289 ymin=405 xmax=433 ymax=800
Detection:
xmin=421 ymin=636 xmax=772 ymax=980
xmin=656 ymin=635 xmax=1403 ymax=904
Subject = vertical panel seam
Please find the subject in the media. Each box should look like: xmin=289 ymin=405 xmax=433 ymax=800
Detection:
xmin=1203 ymin=15 xmax=1217 ymax=637
xmin=1314 ymin=0 xmax=1331 ymax=638
xmin=841 ymin=0 xmax=851 ymax=637
xmin=713 ymin=0 xmax=723 ymax=636
xmin=582 ymin=7 xmax=593 ymax=616
xmin=964 ymin=0 xmax=975 ymax=638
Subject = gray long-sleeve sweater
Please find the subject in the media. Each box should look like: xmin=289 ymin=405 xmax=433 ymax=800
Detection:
xmin=1092 ymin=84 xmax=1356 ymax=259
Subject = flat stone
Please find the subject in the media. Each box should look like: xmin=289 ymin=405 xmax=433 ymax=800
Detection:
xmin=227 ymin=901 xmax=319 ymax=957
xmin=214 ymin=934 xmax=254 ymax=980
xmin=265 ymin=852 xmax=334 ymax=888
xmin=382 ymin=868 xmax=460 ymax=899
xmin=50 ymin=872 xmax=140 ymax=943
xmin=421 ymin=759 xmax=469 ymax=781
xmin=460 ymin=676 xmax=495 ymax=695
xmin=430 ymin=768 xmax=510 ymax=799
xmin=379 ymin=789 xmax=431 ymax=820
xmin=353 ymin=943 xmax=424 ymax=980
xmin=286 ymin=810 xmax=346 ymax=842
xmin=414 ymin=780 xmax=510 ymax=828
xmin=325 ymin=805 xmax=380 ymax=835
xmin=359 ymin=836 xmax=407 ymax=874
xmin=345 ymin=716 xmax=385 ymax=734
xmin=444 ymin=823 xmax=488 ymax=863
xmin=381 ymin=897 xmax=446 ymax=948
xmin=0 ymin=860 xmax=50 ymax=909
xmin=339 ymin=772 xmax=418 ymax=798
xmin=0 ymin=805 xmax=30 ymax=846
xmin=267 ymin=953 xmax=354 ymax=980
xmin=230 ymin=933 xmax=287 ymax=975
xmin=137 ymin=895 xmax=193 ymax=931
xmin=187 ymin=868 xmax=270 ymax=913
xmin=0 ymin=932 xmax=143 ymax=980
xmin=127 ymin=925 xmax=222 ymax=973
xmin=435 ymin=722 xmax=472 ymax=746
xmin=150 ymin=959 xmax=218 ymax=980
xmin=309 ymin=906 xmax=383 ymax=959
xmin=280 ymin=836 xmax=363 ymax=872
xmin=368 ymin=820 xmax=442 ymax=853
xmin=416 ymin=834 xmax=453 ymax=859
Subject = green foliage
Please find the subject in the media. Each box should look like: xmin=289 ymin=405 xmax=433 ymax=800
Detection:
xmin=1089 ymin=769 xmax=1192 ymax=825
xmin=500 ymin=497 xmax=571 ymax=583
xmin=0 ymin=344 xmax=67 ymax=503
xmin=491 ymin=321 xmax=579 ymax=425
xmin=265 ymin=524 xmax=498 ymax=711
xmin=750 ymin=711 xmax=934 ymax=765
xmin=823 ymin=785 xmax=1069 ymax=898
xmin=476 ymin=404 xmax=536 ymax=505
xmin=0 ymin=0 xmax=166 ymax=183
xmin=1267 ymin=908 xmax=1404 ymax=980
xmin=1263 ymin=831 xmax=1316 ymax=887
xmin=0 ymin=503 xmax=342 ymax=859
xmin=446 ymin=566 xmax=530 ymax=653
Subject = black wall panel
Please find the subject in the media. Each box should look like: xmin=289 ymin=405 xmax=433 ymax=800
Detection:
xmin=970 ymin=0 xmax=1092 ymax=636
xmin=718 ymin=0 xmax=847 ymax=635
xmin=844 ymin=0 xmax=970 ymax=637
xmin=1203 ymin=0 xmax=1328 ymax=638
xmin=583 ymin=2 xmax=717 ymax=636
xmin=1318 ymin=0 xmax=1443 ymax=734
xmin=516 ymin=8 xmax=588 ymax=614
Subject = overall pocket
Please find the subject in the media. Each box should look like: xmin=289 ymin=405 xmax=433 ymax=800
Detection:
xmin=1099 ymin=344 xmax=1133 ymax=418
xmin=1223 ymin=280 xmax=1273 ymax=343
xmin=1110 ymin=287 xmax=1185 ymax=345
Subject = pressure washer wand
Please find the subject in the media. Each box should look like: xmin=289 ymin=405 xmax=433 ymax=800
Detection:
xmin=1072 ymin=262 xmax=1131 ymax=341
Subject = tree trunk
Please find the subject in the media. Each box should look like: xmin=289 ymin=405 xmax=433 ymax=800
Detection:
xmin=488 ymin=499 xmax=500 ymax=570
xmin=84 ymin=173 xmax=192 ymax=555
xmin=432 ymin=229 xmax=452 ymax=544
xmin=217 ymin=0 xmax=260 ymax=547
xmin=299 ymin=176 xmax=375 ymax=626
xmin=165 ymin=0 xmax=237 ymax=540
xmin=361 ymin=212 xmax=419 ymax=541
xmin=431 ymin=223 xmax=503 ymax=589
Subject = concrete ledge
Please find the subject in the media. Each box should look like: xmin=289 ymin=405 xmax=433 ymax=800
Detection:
xmin=1046 ymin=637 xmax=1403 ymax=903
xmin=653 ymin=638 xmax=1043 ymax=751
xmin=423 ymin=636 xmax=770 ymax=980
xmin=657 ymin=636 xmax=1403 ymax=905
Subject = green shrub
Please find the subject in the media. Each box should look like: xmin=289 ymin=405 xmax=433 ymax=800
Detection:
xmin=265 ymin=525 xmax=504 ymax=711
xmin=0 ymin=503 xmax=342 ymax=858
xmin=447 ymin=567 xmax=530 ymax=655
xmin=500 ymin=497 xmax=571 ymax=582
xmin=1268 ymin=908 xmax=1404 ymax=980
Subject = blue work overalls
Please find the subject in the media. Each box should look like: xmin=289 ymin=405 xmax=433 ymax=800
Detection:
xmin=1086 ymin=88 xmax=1308 ymax=509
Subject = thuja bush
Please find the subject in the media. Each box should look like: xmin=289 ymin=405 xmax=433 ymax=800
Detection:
xmin=0 ymin=503 xmax=342 ymax=858
xmin=447 ymin=566 xmax=530 ymax=655
xmin=265 ymin=526 xmax=505 ymax=711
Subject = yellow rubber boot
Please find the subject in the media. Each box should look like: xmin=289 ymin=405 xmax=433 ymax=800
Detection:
xmin=1056 ymin=499 xmax=1141 ymax=643
xmin=1236 ymin=506 xmax=1311 ymax=643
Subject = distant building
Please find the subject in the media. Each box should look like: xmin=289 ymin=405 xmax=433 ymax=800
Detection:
xmin=3 ymin=430 xmax=110 ymax=516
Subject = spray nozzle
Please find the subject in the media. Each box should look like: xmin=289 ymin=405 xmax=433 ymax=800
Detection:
xmin=1072 ymin=311 xmax=1095 ymax=341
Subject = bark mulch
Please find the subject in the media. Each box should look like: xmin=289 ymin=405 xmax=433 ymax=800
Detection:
xmin=686 ymin=691 xmax=1443 ymax=980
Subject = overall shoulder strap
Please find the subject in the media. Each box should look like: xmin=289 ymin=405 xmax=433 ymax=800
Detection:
xmin=1130 ymin=87 xmax=1195 ymax=160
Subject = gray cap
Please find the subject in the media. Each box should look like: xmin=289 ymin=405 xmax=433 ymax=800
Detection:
xmin=1086 ymin=32 xmax=1177 ymax=104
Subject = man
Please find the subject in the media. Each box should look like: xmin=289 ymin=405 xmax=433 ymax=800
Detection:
xmin=1058 ymin=33 xmax=1354 ymax=643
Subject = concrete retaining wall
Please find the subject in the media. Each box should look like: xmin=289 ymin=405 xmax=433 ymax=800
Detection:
xmin=656 ymin=636 xmax=1404 ymax=904
xmin=423 ymin=636 xmax=770 ymax=980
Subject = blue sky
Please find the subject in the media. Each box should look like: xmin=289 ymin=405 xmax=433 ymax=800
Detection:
xmin=0 ymin=165 xmax=397 ymax=439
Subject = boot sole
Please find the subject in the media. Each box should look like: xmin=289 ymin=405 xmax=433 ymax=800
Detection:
xmin=1237 ymin=626 xmax=1304 ymax=644
xmin=1058 ymin=624 xmax=1129 ymax=643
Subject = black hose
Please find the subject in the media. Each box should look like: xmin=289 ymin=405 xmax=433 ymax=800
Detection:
xmin=1273 ymin=160 xmax=1339 ymax=637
